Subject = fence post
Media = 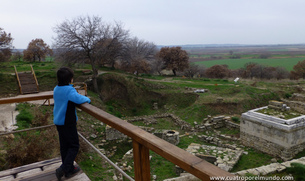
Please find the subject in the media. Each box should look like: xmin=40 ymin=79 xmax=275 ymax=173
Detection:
xmin=133 ymin=139 xmax=150 ymax=181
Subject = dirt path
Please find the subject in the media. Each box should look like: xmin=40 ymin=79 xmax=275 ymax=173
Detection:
xmin=0 ymin=103 xmax=18 ymax=132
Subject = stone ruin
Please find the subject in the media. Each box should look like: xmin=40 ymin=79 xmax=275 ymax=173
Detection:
xmin=282 ymin=93 xmax=305 ymax=114
xmin=241 ymin=102 xmax=305 ymax=160
xmin=105 ymin=125 xmax=127 ymax=140
xmin=105 ymin=113 xmax=190 ymax=144
xmin=105 ymin=113 xmax=245 ymax=180
xmin=268 ymin=100 xmax=290 ymax=111
xmin=154 ymin=130 xmax=180 ymax=145
xmin=186 ymin=143 xmax=244 ymax=172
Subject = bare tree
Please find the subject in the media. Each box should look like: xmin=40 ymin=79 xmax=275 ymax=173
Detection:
xmin=120 ymin=37 xmax=157 ymax=74
xmin=11 ymin=50 xmax=23 ymax=61
xmin=96 ymin=22 xmax=130 ymax=68
xmin=150 ymin=58 xmax=165 ymax=75
xmin=183 ymin=64 xmax=199 ymax=78
xmin=53 ymin=15 xmax=129 ymax=96
xmin=197 ymin=65 xmax=207 ymax=78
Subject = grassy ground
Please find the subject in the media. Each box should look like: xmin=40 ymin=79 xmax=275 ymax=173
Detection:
xmin=2 ymin=60 xmax=305 ymax=180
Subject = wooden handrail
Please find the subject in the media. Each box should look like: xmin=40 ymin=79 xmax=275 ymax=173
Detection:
xmin=0 ymin=93 xmax=238 ymax=181
xmin=14 ymin=65 xmax=22 ymax=94
xmin=0 ymin=91 xmax=53 ymax=104
xmin=79 ymin=103 xmax=237 ymax=180
xmin=30 ymin=65 xmax=39 ymax=92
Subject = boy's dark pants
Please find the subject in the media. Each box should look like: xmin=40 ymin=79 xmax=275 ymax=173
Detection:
xmin=56 ymin=125 xmax=79 ymax=174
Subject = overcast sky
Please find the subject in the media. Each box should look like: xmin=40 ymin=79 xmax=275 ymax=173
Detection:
xmin=2 ymin=0 xmax=305 ymax=49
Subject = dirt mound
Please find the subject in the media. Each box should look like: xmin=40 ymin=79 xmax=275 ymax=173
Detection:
xmin=96 ymin=74 xmax=198 ymax=116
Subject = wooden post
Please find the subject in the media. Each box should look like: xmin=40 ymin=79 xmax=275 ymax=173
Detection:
xmin=30 ymin=65 xmax=39 ymax=92
xmin=133 ymin=140 xmax=150 ymax=181
xmin=14 ymin=65 xmax=22 ymax=94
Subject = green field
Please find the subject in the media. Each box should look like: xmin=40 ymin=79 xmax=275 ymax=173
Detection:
xmin=193 ymin=57 xmax=305 ymax=71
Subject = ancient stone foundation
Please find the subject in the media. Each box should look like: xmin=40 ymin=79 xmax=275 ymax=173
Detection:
xmin=241 ymin=106 xmax=305 ymax=160
xmin=153 ymin=130 xmax=180 ymax=145
xmin=105 ymin=125 xmax=127 ymax=140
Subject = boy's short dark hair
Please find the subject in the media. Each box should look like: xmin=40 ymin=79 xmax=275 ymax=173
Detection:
xmin=57 ymin=67 xmax=74 ymax=86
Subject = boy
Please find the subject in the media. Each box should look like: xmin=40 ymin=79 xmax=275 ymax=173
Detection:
xmin=53 ymin=67 xmax=91 ymax=180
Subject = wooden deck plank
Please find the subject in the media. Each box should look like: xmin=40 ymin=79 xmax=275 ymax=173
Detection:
xmin=0 ymin=158 xmax=90 ymax=181
xmin=16 ymin=169 xmax=89 ymax=181
xmin=0 ymin=157 xmax=61 ymax=178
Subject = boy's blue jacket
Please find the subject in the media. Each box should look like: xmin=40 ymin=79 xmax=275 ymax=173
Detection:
xmin=53 ymin=84 xmax=91 ymax=126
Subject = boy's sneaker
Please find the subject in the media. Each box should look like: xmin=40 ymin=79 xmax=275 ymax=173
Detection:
xmin=55 ymin=167 xmax=64 ymax=181
xmin=65 ymin=166 xmax=80 ymax=178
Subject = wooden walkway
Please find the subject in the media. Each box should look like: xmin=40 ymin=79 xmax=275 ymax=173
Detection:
xmin=0 ymin=157 xmax=90 ymax=181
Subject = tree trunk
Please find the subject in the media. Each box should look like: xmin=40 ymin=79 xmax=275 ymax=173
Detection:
xmin=172 ymin=69 xmax=176 ymax=76
xmin=91 ymin=62 xmax=104 ymax=100
xmin=111 ymin=60 xmax=115 ymax=69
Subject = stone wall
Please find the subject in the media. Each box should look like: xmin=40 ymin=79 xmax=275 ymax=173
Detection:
xmin=282 ymin=93 xmax=305 ymax=114
xmin=225 ymin=120 xmax=240 ymax=129
xmin=127 ymin=113 xmax=193 ymax=131
xmin=197 ymin=115 xmax=240 ymax=131
xmin=106 ymin=113 xmax=189 ymax=142
xmin=284 ymin=100 xmax=305 ymax=114
xmin=235 ymin=156 xmax=305 ymax=176
xmin=105 ymin=125 xmax=127 ymax=140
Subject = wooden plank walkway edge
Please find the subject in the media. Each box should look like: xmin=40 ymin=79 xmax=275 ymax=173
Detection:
xmin=0 ymin=157 xmax=90 ymax=181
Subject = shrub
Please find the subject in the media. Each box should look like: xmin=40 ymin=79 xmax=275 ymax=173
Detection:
xmin=286 ymin=162 xmax=305 ymax=181
xmin=16 ymin=110 xmax=33 ymax=129
xmin=232 ymin=117 xmax=240 ymax=123
xmin=31 ymin=108 xmax=50 ymax=127
xmin=285 ymin=93 xmax=292 ymax=99
xmin=5 ymin=128 xmax=59 ymax=168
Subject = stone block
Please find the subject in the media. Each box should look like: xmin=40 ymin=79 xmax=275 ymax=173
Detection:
xmin=247 ymin=168 xmax=260 ymax=175
xmin=162 ymin=130 xmax=180 ymax=145
xmin=218 ymin=164 xmax=230 ymax=171
xmin=235 ymin=170 xmax=248 ymax=176
xmin=255 ymin=166 xmax=269 ymax=175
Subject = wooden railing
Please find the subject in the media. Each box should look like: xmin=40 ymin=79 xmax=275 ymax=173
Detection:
xmin=0 ymin=92 xmax=239 ymax=181
xmin=30 ymin=65 xmax=39 ymax=92
xmin=14 ymin=65 xmax=22 ymax=94
xmin=73 ymin=82 xmax=88 ymax=96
